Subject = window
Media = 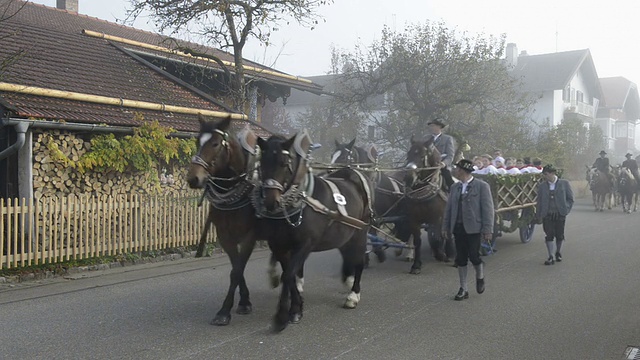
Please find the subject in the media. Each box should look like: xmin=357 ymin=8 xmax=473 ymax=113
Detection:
xmin=562 ymin=86 xmax=570 ymax=102
xmin=576 ymin=90 xmax=584 ymax=103
xmin=367 ymin=125 xmax=376 ymax=141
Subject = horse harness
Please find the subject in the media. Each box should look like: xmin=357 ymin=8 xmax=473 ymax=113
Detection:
xmin=254 ymin=133 xmax=372 ymax=229
xmin=195 ymin=127 xmax=260 ymax=211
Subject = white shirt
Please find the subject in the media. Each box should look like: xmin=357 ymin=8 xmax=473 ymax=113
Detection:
xmin=433 ymin=133 xmax=441 ymax=142
xmin=548 ymin=176 xmax=558 ymax=191
xmin=461 ymin=176 xmax=474 ymax=194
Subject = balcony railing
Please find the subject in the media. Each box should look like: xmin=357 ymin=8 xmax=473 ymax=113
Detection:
xmin=565 ymin=100 xmax=595 ymax=118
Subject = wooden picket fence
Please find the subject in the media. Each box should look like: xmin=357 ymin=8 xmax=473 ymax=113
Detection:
xmin=1 ymin=194 xmax=214 ymax=269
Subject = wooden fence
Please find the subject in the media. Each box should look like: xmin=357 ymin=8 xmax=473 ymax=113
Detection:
xmin=1 ymin=194 xmax=214 ymax=269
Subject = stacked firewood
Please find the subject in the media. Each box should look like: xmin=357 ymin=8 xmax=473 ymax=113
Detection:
xmin=32 ymin=130 xmax=196 ymax=198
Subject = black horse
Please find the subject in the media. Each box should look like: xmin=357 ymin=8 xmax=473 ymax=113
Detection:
xmin=617 ymin=166 xmax=639 ymax=213
xmin=402 ymin=136 xmax=454 ymax=274
xmin=185 ymin=115 xmax=262 ymax=326
xmin=332 ymin=139 xmax=409 ymax=264
xmin=255 ymin=132 xmax=372 ymax=332
xmin=331 ymin=138 xmax=379 ymax=167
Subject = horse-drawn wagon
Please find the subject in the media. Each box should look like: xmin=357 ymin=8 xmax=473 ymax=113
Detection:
xmin=474 ymin=173 xmax=543 ymax=254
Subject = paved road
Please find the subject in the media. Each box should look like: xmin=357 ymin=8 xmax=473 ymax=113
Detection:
xmin=2 ymin=198 xmax=639 ymax=360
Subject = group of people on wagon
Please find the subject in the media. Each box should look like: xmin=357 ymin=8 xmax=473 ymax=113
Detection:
xmin=470 ymin=151 xmax=544 ymax=176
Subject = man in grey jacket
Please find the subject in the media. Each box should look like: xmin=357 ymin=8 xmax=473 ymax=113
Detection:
xmin=428 ymin=118 xmax=456 ymax=189
xmin=443 ymin=159 xmax=495 ymax=300
xmin=536 ymin=164 xmax=574 ymax=265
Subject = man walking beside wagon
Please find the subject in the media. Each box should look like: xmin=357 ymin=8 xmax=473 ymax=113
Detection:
xmin=443 ymin=159 xmax=495 ymax=301
xmin=536 ymin=164 xmax=574 ymax=265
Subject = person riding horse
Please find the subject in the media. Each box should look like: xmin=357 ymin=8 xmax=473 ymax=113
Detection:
xmin=427 ymin=117 xmax=455 ymax=189
xmin=592 ymin=150 xmax=614 ymax=191
xmin=622 ymin=152 xmax=640 ymax=190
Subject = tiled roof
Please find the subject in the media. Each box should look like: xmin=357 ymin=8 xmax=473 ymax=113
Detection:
xmin=599 ymin=77 xmax=633 ymax=109
xmin=0 ymin=1 xmax=319 ymax=133
xmin=511 ymin=49 xmax=591 ymax=92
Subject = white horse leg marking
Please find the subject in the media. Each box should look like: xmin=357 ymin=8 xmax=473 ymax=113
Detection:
xmin=344 ymin=275 xmax=355 ymax=290
xmin=296 ymin=276 xmax=304 ymax=293
xmin=406 ymin=237 xmax=415 ymax=262
xmin=344 ymin=291 xmax=361 ymax=309
xmin=267 ymin=261 xmax=280 ymax=288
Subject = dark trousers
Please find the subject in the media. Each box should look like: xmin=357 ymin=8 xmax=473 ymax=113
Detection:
xmin=442 ymin=167 xmax=454 ymax=189
xmin=542 ymin=214 xmax=566 ymax=242
xmin=453 ymin=223 xmax=482 ymax=267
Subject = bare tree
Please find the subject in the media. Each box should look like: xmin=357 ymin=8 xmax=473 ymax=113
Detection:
xmin=332 ymin=21 xmax=536 ymax=160
xmin=126 ymin=0 xmax=332 ymax=112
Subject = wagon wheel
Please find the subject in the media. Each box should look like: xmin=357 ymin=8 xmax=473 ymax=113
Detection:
xmin=519 ymin=207 xmax=536 ymax=244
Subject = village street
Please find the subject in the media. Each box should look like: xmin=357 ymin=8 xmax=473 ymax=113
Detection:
xmin=2 ymin=197 xmax=640 ymax=360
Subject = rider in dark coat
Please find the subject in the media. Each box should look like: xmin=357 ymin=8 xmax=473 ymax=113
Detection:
xmin=428 ymin=117 xmax=455 ymax=189
xmin=622 ymin=152 xmax=640 ymax=189
xmin=592 ymin=150 xmax=614 ymax=190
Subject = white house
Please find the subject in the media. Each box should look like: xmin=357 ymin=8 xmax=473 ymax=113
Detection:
xmin=507 ymin=44 xmax=602 ymax=129
xmin=596 ymin=77 xmax=639 ymax=162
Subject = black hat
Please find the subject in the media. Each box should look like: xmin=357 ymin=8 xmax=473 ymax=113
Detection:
xmin=427 ymin=118 xmax=446 ymax=128
xmin=542 ymin=164 xmax=557 ymax=174
xmin=455 ymin=159 xmax=474 ymax=172
xmin=626 ymin=152 xmax=633 ymax=158
xmin=599 ymin=150 xmax=607 ymax=155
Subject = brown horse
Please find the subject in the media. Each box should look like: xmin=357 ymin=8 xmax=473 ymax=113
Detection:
xmin=402 ymin=136 xmax=453 ymax=274
xmin=256 ymin=133 xmax=372 ymax=332
xmin=587 ymin=168 xmax=613 ymax=212
xmin=185 ymin=115 xmax=261 ymax=326
xmin=617 ymin=167 xmax=638 ymax=213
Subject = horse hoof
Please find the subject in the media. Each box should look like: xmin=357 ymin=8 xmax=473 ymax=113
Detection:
xmin=344 ymin=291 xmax=360 ymax=309
xmin=395 ymin=248 xmax=403 ymax=257
xmin=409 ymin=267 xmax=421 ymax=275
xmin=272 ymin=315 xmax=289 ymax=333
xmin=269 ymin=276 xmax=280 ymax=289
xmin=211 ymin=314 xmax=231 ymax=326
xmin=406 ymin=257 xmax=414 ymax=262
xmin=289 ymin=313 xmax=303 ymax=324
xmin=374 ymin=249 xmax=387 ymax=263
xmin=236 ymin=304 xmax=252 ymax=315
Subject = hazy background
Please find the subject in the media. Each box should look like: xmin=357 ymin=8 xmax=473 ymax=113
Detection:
xmin=29 ymin=0 xmax=640 ymax=83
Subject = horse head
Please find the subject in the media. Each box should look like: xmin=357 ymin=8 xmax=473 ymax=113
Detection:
xmin=257 ymin=132 xmax=312 ymax=211
xmin=404 ymin=135 xmax=441 ymax=188
xmin=619 ymin=167 xmax=632 ymax=187
xmin=331 ymin=138 xmax=356 ymax=164
xmin=186 ymin=115 xmax=244 ymax=188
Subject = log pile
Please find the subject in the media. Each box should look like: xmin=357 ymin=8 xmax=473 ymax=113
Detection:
xmin=33 ymin=130 xmax=198 ymax=198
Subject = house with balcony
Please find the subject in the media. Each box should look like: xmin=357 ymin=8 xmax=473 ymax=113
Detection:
xmin=596 ymin=77 xmax=640 ymax=162
xmin=507 ymin=44 xmax=602 ymax=130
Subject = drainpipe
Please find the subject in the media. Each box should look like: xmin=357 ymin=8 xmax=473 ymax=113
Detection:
xmin=0 ymin=121 xmax=29 ymax=161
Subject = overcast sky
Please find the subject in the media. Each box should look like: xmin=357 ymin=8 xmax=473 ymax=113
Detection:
xmin=31 ymin=0 xmax=640 ymax=84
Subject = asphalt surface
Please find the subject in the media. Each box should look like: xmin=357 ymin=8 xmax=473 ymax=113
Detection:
xmin=1 ymin=198 xmax=639 ymax=360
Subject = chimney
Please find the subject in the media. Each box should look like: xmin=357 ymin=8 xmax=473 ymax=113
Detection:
xmin=56 ymin=0 xmax=78 ymax=13
xmin=505 ymin=43 xmax=518 ymax=68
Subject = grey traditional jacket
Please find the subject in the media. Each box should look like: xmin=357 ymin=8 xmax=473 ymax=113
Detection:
xmin=433 ymin=133 xmax=455 ymax=167
xmin=536 ymin=178 xmax=574 ymax=218
xmin=443 ymin=178 xmax=495 ymax=235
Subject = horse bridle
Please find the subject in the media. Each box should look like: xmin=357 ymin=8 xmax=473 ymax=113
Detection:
xmin=191 ymin=128 xmax=231 ymax=172
xmin=261 ymin=149 xmax=305 ymax=193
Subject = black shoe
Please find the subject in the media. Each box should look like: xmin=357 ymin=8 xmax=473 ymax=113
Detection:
xmin=555 ymin=252 xmax=562 ymax=262
xmin=544 ymin=257 xmax=555 ymax=265
xmin=454 ymin=288 xmax=469 ymax=301
xmin=476 ymin=278 xmax=485 ymax=294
